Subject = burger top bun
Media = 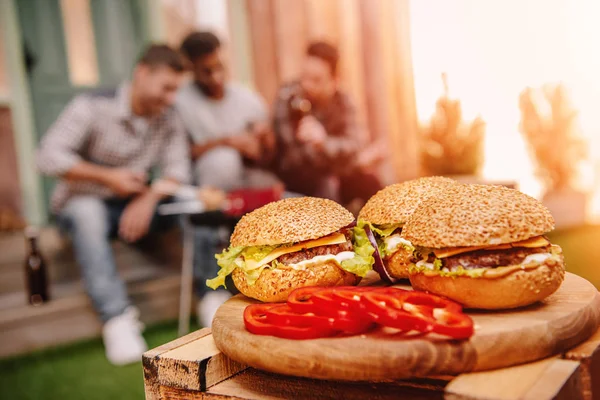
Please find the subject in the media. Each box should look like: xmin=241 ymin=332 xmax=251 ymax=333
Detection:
xmin=402 ymin=184 xmax=555 ymax=248
xmin=230 ymin=197 xmax=355 ymax=247
xmin=358 ymin=177 xmax=456 ymax=226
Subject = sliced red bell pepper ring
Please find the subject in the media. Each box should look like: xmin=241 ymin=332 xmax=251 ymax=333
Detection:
xmin=361 ymin=292 xmax=434 ymax=332
xmin=287 ymin=286 xmax=369 ymax=316
xmin=264 ymin=303 xmax=373 ymax=336
xmin=399 ymin=293 xmax=473 ymax=339
xmin=430 ymin=309 xmax=474 ymax=339
xmin=287 ymin=286 xmax=326 ymax=314
xmin=362 ymin=290 xmax=474 ymax=339
xmin=244 ymin=303 xmax=337 ymax=340
xmin=263 ymin=304 xmax=333 ymax=329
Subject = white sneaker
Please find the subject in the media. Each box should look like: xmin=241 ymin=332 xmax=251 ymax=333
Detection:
xmin=198 ymin=291 xmax=232 ymax=328
xmin=102 ymin=307 xmax=148 ymax=366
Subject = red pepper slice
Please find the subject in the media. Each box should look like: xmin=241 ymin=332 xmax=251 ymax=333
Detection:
xmin=244 ymin=304 xmax=337 ymax=340
xmin=247 ymin=286 xmax=474 ymax=340
xmin=264 ymin=303 xmax=373 ymax=335
xmin=429 ymin=308 xmax=474 ymax=339
xmin=400 ymin=292 xmax=473 ymax=339
xmin=287 ymin=286 xmax=369 ymax=316
xmin=287 ymin=287 xmax=325 ymax=314
xmin=361 ymin=292 xmax=434 ymax=332
xmin=361 ymin=290 xmax=474 ymax=338
xmin=264 ymin=304 xmax=333 ymax=329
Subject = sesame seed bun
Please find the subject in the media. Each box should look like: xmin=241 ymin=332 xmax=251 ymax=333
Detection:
xmin=231 ymin=261 xmax=361 ymax=302
xmin=358 ymin=177 xmax=456 ymax=226
xmin=402 ymin=184 xmax=555 ymax=248
xmin=230 ymin=197 xmax=355 ymax=247
xmin=385 ymin=247 xmax=413 ymax=280
xmin=409 ymin=251 xmax=565 ymax=309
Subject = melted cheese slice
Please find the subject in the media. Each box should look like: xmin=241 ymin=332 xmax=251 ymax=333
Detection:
xmin=433 ymin=236 xmax=550 ymax=258
xmin=244 ymin=232 xmax=348 ymax=270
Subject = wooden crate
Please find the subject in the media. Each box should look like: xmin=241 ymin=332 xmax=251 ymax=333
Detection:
xmin=143 ymin=326 xmax=600 ymax=400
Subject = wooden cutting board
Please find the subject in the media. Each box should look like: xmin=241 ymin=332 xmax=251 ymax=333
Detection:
xmin=212 ymin=272 xmax=600 ymax=382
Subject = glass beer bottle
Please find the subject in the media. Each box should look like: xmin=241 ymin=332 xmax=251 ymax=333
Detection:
xmin=24 ymin=227 xmax=50 ymax=305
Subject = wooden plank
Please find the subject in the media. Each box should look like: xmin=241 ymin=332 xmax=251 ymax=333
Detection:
xmin=1 ymin=274 xmax=181 ymax=358
xmin=206 ymin=368 xmax=444 ymax=400
xmin=156 ymin=334 xmax=247 ymax=391
xmin=144 ymin=329 xmax=212 ymax=400
xmin=445 ymin=358 xmax=581 ymax=400
xmin=564 ymin=327 xmax=600 ymax=400
xmin=159 ymin=386 xmax=205 ymax=399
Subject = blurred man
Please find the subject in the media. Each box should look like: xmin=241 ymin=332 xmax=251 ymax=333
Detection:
xmin=272 ymin=41 xmax=383 ymax=204
xmin=37 ymin=45 xmax=191 ymax=365
xmin=176 ymin=32 xmax=279 ymax=327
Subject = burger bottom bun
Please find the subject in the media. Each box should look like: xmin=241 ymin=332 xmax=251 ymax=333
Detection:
xmin=232 ymin=261 xmax=361 ymax=303
xmin=385 ymin=247 xmax=413 ymax=280
xmin=408 ymin=257 xmax=565 ymax=310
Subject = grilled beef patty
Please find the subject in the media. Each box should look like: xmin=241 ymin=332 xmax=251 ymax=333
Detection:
xmin=277 ymin=229 xmax=353 ymax=265
xmin=412 ymin=244 xmax=552 ymax=269
xmin=437 ymin=245 xmax=552 ymax=270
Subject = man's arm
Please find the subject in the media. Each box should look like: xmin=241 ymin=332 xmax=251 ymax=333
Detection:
xmin=159 ymin=114 xmax=192 ymax=185
xmin=37 ymin=95 xmax=93 ymax=178
xmin=190 ymin=137 xmax=231 ymax=160
xmin=119 ymin=115 xmax=192 ymax=243
xmin=272 ymin=85 xmax=307 ymax=172
xmin=317 ymin=94 xmax=362 ymax=164
xmin=37 ymin=95 xmax=147 ymax=197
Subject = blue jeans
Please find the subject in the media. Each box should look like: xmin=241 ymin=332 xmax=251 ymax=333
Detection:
xmin=58 ymin=196 xmax=173 ymax=322
xmin=191 ymin=191 xmax=302 ymax=298
xmin=192 ymin=225 xmax=229 ymax=298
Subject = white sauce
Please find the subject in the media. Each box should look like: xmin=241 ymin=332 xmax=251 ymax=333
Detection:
xmin=384 ymin=234 xmax=413 ymax=253
xmin=286 ymin=251 xmax=356 ymax=270
xmin=522 ymin=253 xmax=552 ymax=265
xmin=416 ymin=259 xmax=435 ymax=270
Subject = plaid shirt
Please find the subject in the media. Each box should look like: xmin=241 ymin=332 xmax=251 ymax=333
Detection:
xmin=272 ymin=81 xmax=363 ymax=177
xmin=37 ymin=83 xmax=190 ymax=212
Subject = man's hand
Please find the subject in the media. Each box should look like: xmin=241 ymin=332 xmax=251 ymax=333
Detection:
xmin=103 ymin=168 xmax=147 ymax=197
xmin=197 ymin=186 xmax=227 ymax=210
xmin=252 ymin=122 xmax=276 ymax=154
xmin=118 ymin=191 xmax=160 ymax=243
xmin=297 ymin=116 xmax=327 ymax=146
xmin=225 ymin=133 xmax=262 ymax=161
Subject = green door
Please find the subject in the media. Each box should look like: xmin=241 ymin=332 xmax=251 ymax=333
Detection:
xmin=16 ymin=0 xmax=146 ymax=216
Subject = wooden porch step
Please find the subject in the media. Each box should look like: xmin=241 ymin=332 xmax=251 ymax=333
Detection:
xmin=0 ymin=226 xmax=182 ymax=296
xmin=0 ymin=226 xmax=186 ymax=359
xmin=0 ymin=273 xmax=182 ymax=359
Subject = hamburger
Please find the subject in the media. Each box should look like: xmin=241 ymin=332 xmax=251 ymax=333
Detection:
xmin=357 ymin=177 xmax=456 ymax=281
xmin=403 ymin=184 xmax=565 ymax=309
xmin=207 ymin=197 xmax=374 ymax=302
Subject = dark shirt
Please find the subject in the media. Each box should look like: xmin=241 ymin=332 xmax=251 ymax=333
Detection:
xmin=272 ymin=82 xmax=362 ymax=195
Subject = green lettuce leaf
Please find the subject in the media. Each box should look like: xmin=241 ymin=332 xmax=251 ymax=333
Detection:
xmin=340 ymin=225 xmax=375 ymax=277
xmin=368 ymin=222 xmax=403 ymax=238
xmin=206 ymin=246 xmax=245 ymax=289
xmin=243 ymin=245 xmax=278 ymax=261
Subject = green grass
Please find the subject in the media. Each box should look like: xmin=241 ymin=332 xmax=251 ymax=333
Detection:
xmin=0 ymin=320 xmax=199 ymax=400
xmin=0 ymin=226 xmax=598 ymax=400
